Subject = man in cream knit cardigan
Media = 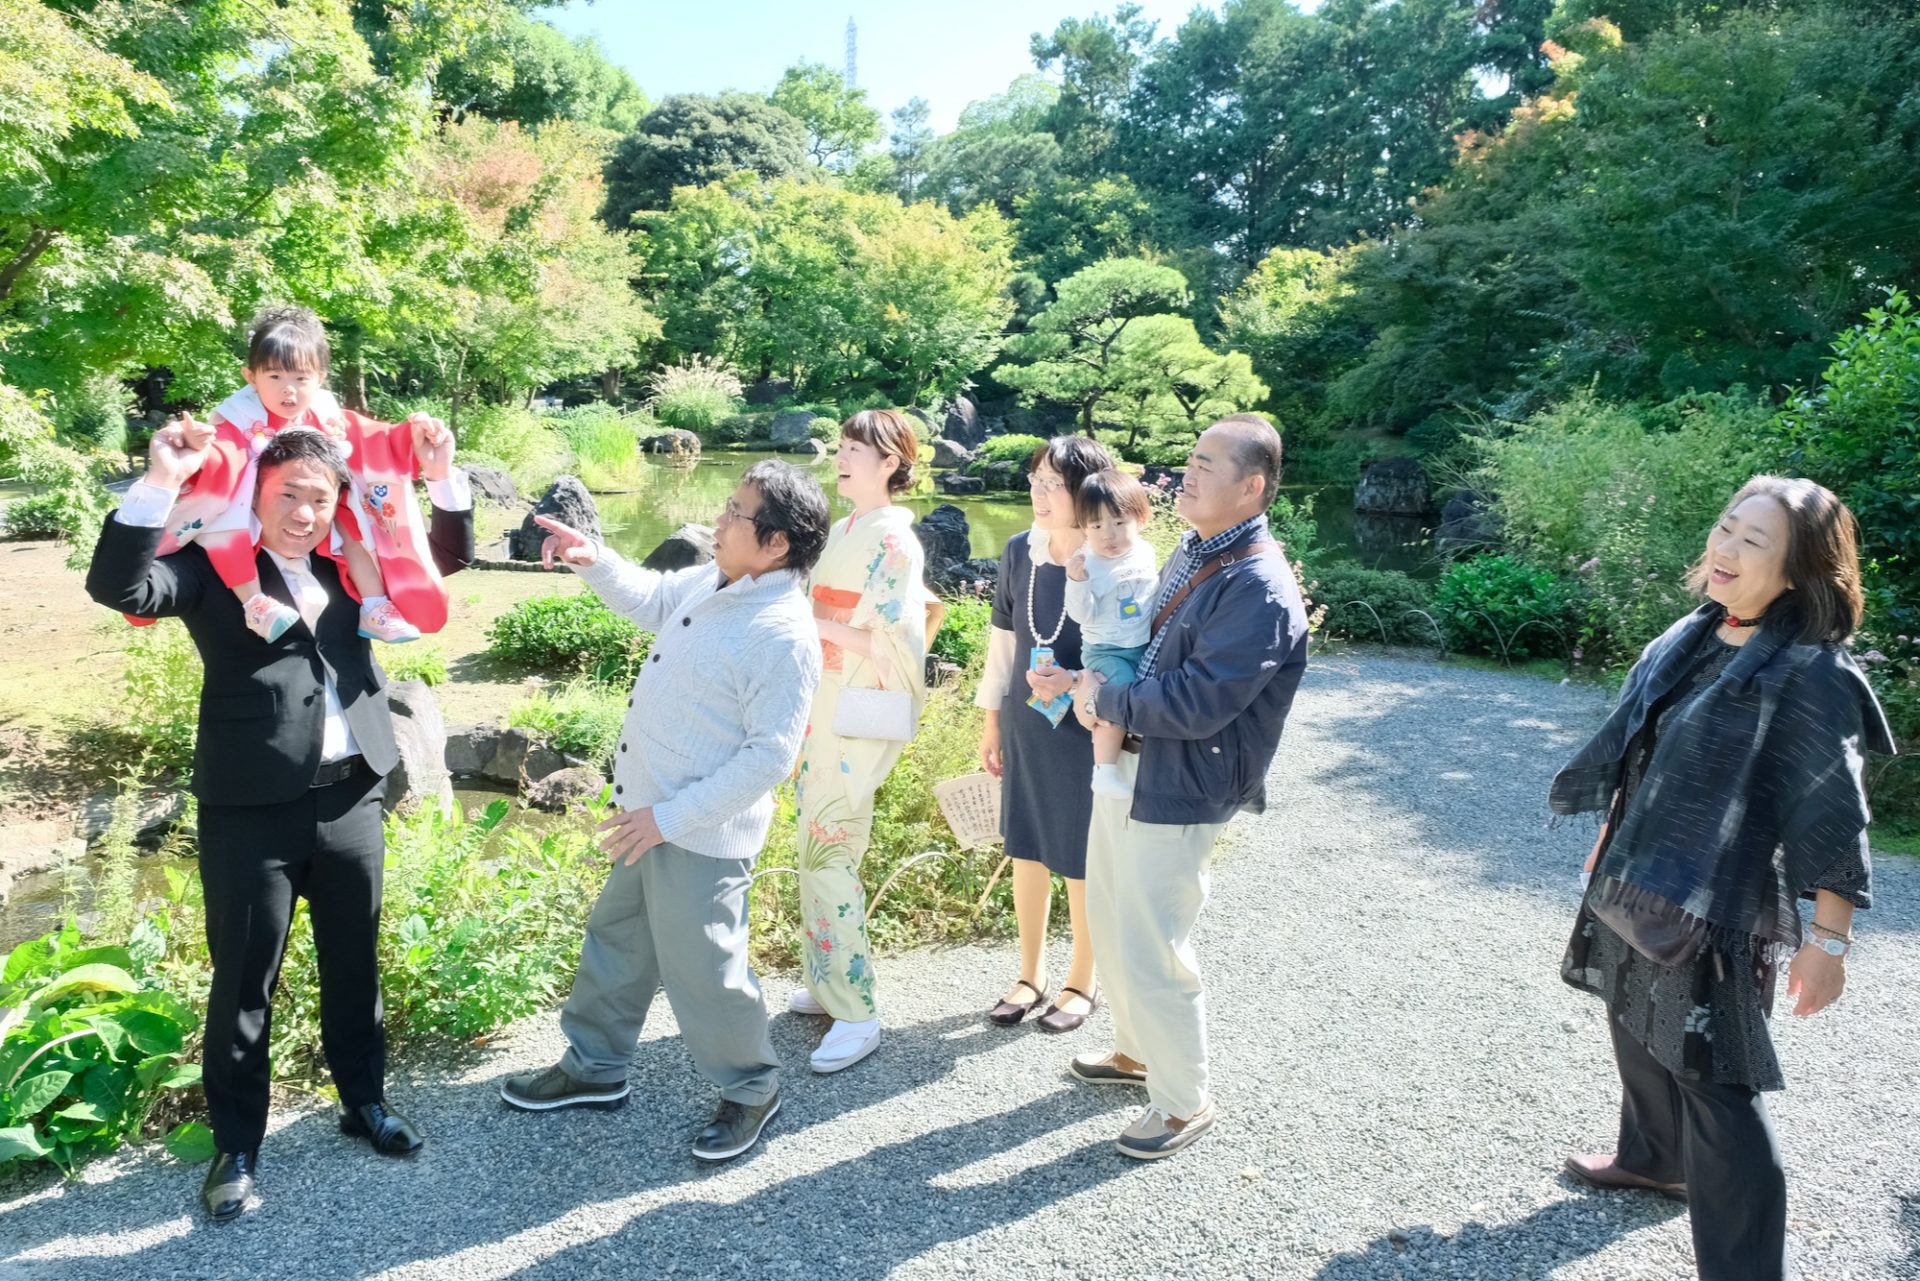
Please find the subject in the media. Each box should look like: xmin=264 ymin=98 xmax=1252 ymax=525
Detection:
xmin=500 ymin=461 xmax=829 ymax=1162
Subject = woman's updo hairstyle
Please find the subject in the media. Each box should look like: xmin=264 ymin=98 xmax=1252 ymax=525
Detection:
xmin=840 ymin=409 xmax=920 ymax=494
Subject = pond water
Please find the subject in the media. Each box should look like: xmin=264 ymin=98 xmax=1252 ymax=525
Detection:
xmin=592 ymin=451 xmax=1433 ymax=576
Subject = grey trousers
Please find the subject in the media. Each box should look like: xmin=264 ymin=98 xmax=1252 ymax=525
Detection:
xmin=558 ymin=841 xmax=780 ymax=1105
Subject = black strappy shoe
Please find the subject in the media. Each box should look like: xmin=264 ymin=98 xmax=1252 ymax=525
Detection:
xmin=987 ymin=979 xmax=1049 ymax=1027
xmin=1036 ymin=985 xmax=1098 ymax=1034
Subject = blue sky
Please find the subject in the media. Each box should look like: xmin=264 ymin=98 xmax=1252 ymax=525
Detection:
xmin=536 ymin=2 xmax=1229 ymax=133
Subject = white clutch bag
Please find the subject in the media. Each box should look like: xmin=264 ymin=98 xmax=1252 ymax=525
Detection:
xmin=833 ymin=684 xmax=915 ymax=742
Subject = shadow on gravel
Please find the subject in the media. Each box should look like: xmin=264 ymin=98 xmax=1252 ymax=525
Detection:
xmin=1287 ymin=658 xmax=1920 ymax=936
xmin=516 ymin=1085 xmax=1132 ymax=1280
xmin=0 ymin=1009 xmax=1132 ymax=1280
xmin=1309 ymin=1194 xmax=1683 ymax=1279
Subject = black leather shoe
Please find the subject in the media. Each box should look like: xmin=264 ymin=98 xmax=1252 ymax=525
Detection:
xmin=340 ymin=1101 xmax=424 ymax=1156
xmin=202 ymin=1149 xmax=257 ymax=1223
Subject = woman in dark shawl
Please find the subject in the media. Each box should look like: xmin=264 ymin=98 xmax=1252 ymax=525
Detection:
xmin=1552 ymin=476 xmax=1896 ymax=1281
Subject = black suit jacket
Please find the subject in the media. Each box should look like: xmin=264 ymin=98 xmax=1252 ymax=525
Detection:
xmin=86 ymin=504 xmax=474 ymax=807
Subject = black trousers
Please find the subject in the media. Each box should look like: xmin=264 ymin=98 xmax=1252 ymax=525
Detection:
xmin=1609 ymin=1018 xmax=1788 ymax=1281
xmin=197 ymin=764 xmax=387 ymax=1153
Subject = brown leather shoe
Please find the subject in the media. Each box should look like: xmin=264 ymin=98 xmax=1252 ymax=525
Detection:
xmin=1564 ymin=1153 xmax=1687 ymax=1201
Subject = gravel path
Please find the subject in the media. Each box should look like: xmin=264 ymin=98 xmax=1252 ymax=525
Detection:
xmin=4 ymin=652 xmax=1916 ymax=1280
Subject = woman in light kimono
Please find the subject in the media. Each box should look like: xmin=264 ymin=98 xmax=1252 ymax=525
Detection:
xmin=788 ymin=409 xmax=930 ymax=1074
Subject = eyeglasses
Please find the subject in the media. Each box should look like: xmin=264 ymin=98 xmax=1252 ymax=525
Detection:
xmin=1026 ymin=473 xmax=1066 ymax=495
xmin=718 ymin=497 xmax=759 ymax=527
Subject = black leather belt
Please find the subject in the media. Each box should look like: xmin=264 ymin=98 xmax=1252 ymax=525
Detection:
xmin=1121 ymin=734 xmax=1142 ymax=755
xmin=312 ymin=755 xmax=365 ymax=788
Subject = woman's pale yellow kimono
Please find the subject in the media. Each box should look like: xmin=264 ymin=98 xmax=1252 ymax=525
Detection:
xmin=794 ymin=505 xmax=929 ymax=1020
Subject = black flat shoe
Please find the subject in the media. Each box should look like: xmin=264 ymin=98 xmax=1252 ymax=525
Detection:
xmin=1036 ymin=985 xmax=1098 ymax=1034
xmin=341 ymin=1101 xmax=424 ymax=1156
xmin=202 ymin=1149 xmax=257 ymax=1223
xmin=988 ymin=979 xmax=1048 ymax=1027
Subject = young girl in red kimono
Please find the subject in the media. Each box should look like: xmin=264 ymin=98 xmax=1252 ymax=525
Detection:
xmin=148 ymin=308 xmax=450 ymax=643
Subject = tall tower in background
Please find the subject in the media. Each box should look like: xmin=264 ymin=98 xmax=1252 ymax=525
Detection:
xmin=845 ymin=17 xmax=858 ymax=89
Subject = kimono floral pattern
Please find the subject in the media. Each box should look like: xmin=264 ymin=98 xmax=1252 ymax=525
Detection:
xmin=791 ymin=509 xmax=926 ymax=1022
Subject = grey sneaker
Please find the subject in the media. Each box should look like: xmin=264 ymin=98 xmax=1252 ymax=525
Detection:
xmin=1069 ymin=1051 xmax=1147 ymax=1086
xmin=1116 ymin=1102 xmax=1215 ymax=1160
xmin=691 ymin=1093 xmax=781 ymax=1162
xmin=500 ymin=1063 xmax=630 ymax=1112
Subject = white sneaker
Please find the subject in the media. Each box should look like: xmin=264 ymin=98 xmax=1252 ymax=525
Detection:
xmin=809 ymin=1018 xmax=880 ymax=1074
xmin=786 ymin=987 xmax=828 ymax=1016
xmin=1090 ymin=763 xmax=1133 ymax=800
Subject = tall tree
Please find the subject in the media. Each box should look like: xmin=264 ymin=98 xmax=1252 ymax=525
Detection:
xmin=434 ymin=14 xmax=648 ymax=132
xmin=770 ymin=61 xmax=881 ymax=171
xmin=995 ymin=257 xmax=1192 ymax=433
xmin=600 ymin=93 xmax=807 ymax=229
xmin=887 ymin=98 xmax=934 ymax=201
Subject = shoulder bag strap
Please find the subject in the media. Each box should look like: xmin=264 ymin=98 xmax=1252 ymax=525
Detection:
xmin=1150 ymin=540 xmax=1281 ymax=636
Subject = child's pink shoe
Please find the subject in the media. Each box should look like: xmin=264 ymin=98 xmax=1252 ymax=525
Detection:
xmin=243 ymin=592 xmax=299 ymax=643
xmin=358 ymin=598 xmax=420 ymax=644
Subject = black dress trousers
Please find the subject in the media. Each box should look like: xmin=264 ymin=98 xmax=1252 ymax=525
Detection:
xmin=1609 ymin=1018 xmax=1789 ymax=1281
xmin=196 ymin=763 xmax=387 ymax=1153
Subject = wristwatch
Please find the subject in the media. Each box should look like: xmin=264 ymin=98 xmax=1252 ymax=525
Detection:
xmin=1080 ymin=679 xmax=1098 ymax=721
xmin=1809 ymin=934 xmax=1852 ymax=958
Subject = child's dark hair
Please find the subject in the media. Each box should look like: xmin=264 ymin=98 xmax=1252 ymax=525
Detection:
xmin=247 ymin=306 xmax=330 ymax=376
xmin=1073 ymin=468 xmax=1152 ymax=528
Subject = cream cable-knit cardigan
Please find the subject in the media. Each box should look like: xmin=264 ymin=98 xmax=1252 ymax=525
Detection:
xmin=571 ymin=548 xmax=822 ymax=861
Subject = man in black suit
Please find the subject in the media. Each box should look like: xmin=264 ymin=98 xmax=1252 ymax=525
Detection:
xmin=86 ymin=422 xmax=473 ymax=1221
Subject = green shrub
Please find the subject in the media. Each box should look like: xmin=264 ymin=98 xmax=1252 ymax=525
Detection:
xmin=1479 ymin=390 xmax=1769 ymax=660
xmin=1309 ymin=565 xmax=1437 ymax=645
xmin=2 ymin=441 xmax=114 ymax=569
xmin=931 ymin=594 xmax=993 ymax=669
xmin=646 ymin=356 xmax=743 ymax=435
xmin=808 ymin=417 xmax=838 ymax=442
xmin=56 ymin=376 xmax=131 ymax=457
xmin=122 ymin=619 xmax=203 ymax=778
xmin=1433 ymin=554 xmax=1579 ymax=661
xmin=0 ymin=920 xmax=204 ymax=1172
xmin=507 ymin=681 xmax=627 ymax=767
xmin=486 ymin=592 xmax=651 ymax=676
xmin=711 ymin=412 xmax=770 ymax=443
xmin=456 ymin=404 xmax=573 ymax=494
xmin=1770 ymin=291 xmax=1920 ymax=818
xmin=384 ymin=646 xmax=449 ymax=688
xmin=974 ymin=433 xmax=1047 ymax=465
xmin=553 ymin=405 xmax=643 ymax=491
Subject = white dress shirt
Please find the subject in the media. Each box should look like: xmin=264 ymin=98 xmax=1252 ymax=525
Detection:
xmin=115 ymin=472 xmax=472 ymax=764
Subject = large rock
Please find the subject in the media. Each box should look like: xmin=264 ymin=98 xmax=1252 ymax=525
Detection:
xmin=783 ymin=438 xmax=828 ymax=460
xmin=769 ymin=410 xmax=815 ymax=445
xmin=940 ymin=395 xmax=986 ymax=447
xmin=914 ymin=504 xmax=971 ymax=580
xmin=640 ymin=429 xmax=701 ymax=456
xmin=643 ymin=523 xmax=715 ymax=571
xmin=972 ymin=459 xmax=1026 ymax=492
xmin=744 ymin=378 xmax=795 ymax=406
xmin=525 ymin=766 xmax=607 ymax=813
xmin=445 ymin=724 xmax=498 ymax=778
xmin=1436 ymin=489 xmax=1500 ymax=557
xmin=936 ymin=472 xmax=986 ymax=496
xmin=460 ymin=464 xmax=520 ymax=509
xmin=1354 ymin=458 xmax=1432 ymax=515
xmin=384 ymin=679 xmax=454 ymax=817
xmin=931 ymin=556 xmax=1001 ymax=596
xmin=905 ymin=406 xmax=935 ymax=437
xmin=511 ymin=477 xmax=601 ymax=561
xmin=77 ymin=790 xmax=188 ymax=847
xmin=930 ymin=439 xmax=973 ymax=469
xmin=481 ymin=726 xmax=532 ymax=785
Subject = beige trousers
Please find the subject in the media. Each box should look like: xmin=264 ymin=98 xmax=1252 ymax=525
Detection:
xmin=1084 ymin=751 xmax=1226 ymax=1120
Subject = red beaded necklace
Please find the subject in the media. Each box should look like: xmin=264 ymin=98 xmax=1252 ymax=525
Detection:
xmin=1724 ymin=612 xmax=1764 ymax=628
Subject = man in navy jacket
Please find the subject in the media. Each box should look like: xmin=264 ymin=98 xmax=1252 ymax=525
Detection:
xmin=1069 ymin=413 xmax=1308 ymax=1160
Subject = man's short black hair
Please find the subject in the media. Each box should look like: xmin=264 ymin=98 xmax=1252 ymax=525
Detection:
xmin=1214 ymin=413 xmax=1283 ymax=504
xmin=741 ymin=460 xmax=830 ymax=574
xmin=255 ymin=427 xmax=350 ymax=494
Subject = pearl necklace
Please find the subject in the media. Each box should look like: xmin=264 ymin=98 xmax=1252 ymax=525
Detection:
xmin=1026 ymin=533 xmax=1070 ymax=646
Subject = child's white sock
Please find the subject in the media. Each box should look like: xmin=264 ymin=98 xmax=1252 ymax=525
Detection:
xmin=361 ymin=594 xmax=390 ymax=608
xmin=1091 ymin=762 xmax=1131 ymax=799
